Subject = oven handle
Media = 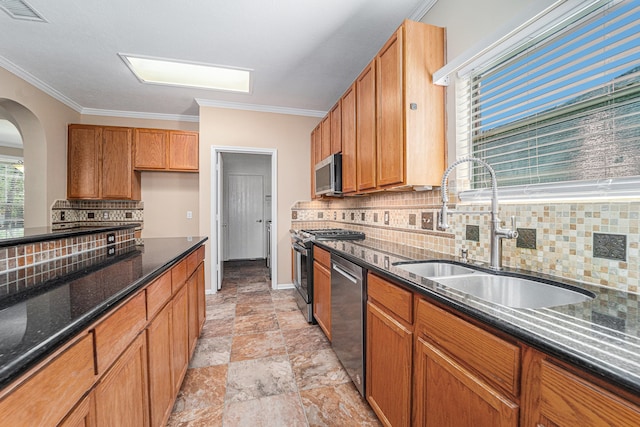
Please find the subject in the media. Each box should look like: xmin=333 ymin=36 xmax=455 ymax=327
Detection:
xmin=292 ymin=242 xmax=309 ymax=256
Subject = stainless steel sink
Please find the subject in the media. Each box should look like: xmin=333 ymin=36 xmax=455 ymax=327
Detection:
xmin=434 ymin=274 xmax=594 ymax=309
xmin=394 ymin=261 xmax=477 ymax=278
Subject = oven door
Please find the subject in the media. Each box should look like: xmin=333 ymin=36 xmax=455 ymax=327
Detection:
xmin=292 ymin=242 xmax=310 ymax=302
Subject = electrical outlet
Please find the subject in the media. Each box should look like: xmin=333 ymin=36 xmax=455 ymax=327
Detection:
xmin=384 ymin=211 xmax=389 ymax=225
xmin=186 ymin=211 xmax=193 ymax=219
xmin=102 ymin=211 xmax=109 ymax=219
xmin=88 ymin=212 xmax=95 ymax=219
xmin=106 ymin=233 xmax=116 ymax=244
xmin=60 ymin=211 xmax=65 ymax=221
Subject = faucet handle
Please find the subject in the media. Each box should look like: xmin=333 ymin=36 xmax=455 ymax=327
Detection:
xmin=510 ymin=216 xmax=519 ymax=238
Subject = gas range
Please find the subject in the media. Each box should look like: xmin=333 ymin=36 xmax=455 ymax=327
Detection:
xmin=291 ymin=228 xmax=365 ymax=246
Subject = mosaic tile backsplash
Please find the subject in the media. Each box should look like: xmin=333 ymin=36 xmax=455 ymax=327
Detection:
xmin=0 ymin=228 xmax=136 ymax=299
xmin=292 ymin=191 xmax=640 ymax=294
xmin=51 ymin=200 xmax=144 ymax=230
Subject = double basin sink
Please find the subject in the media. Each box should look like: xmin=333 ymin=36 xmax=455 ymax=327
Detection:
xmin=394 ymin=261 xmax=595 ymax=309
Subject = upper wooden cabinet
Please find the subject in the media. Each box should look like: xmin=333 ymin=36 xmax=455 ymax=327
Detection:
xmin=376 ymin=20 xmax=445 ymax=189
xmin=320 ymin=116 xmax=332 ymax=160
xmin=134 ymin=129 xmax=199 ymax=172
xmin=68 ymin=124 xmax=141 ymax=200
xmin=356 ymin=61 xmax=377 ymax=192
xmin=330 ymin=101 xmax=342 ymax=155
xmin=341 ymin=83 xmax=357 ymax=194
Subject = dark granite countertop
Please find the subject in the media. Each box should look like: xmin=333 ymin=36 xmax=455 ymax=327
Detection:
xmin=0 ymin=224 xmax=141 ymax=248
xmin=315 ymin=237 xmax=640 ymax=396
xmin=0 ymin=236 xmax=207 ymax=388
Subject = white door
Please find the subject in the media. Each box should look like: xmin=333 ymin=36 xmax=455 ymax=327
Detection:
xmin=216 ymin=152 xmax=224 ymax=290
xmin=227 ymin=174 xmax=264 ymax=260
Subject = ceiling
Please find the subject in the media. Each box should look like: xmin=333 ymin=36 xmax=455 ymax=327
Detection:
xmin=0 ymin=0 xmax=437 ymax=121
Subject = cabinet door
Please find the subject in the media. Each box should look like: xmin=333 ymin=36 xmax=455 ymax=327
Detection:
xmin=341 ymin=84 xmax=357 ymax=194
xmin=414 ymin=336 xmax=518 ymax=427
xmin=330 ymin=101 xmax=342 ymax=154
xmin=366 ymin=301 xmax=412 ymax=427
xmin=59 ymin=391 xmax=96 ymax=427
xmin=376 ymin=28 xmax=405 ymax=188
xmin=313 ymin=260 xmax=331 ymax=340
xmin=197 ymin=263 xmax=206 ymax=330
xmin=134 ymin=128 xmax=167 ymax=169
xmin=187 ymin=273 xmax=199 ymax=355
xmin=172 ymin=284 xmax=189 ymax=394
xmin=320 ymin=115 xmax=331 ymax=160
xmin=310 ymin=128 xmax=317 ymax=199
xmin=94 ymin=333 xmax=149 ymax=427
xmin=101 ymin=127 xmax=136 ymax=199
xmin=168 ymin=131 xmax=198 ymax=171
xmin=356 ymin=62 xmax=377 ymax=191
xmin=68 ymin=125 xmax=101 ymax=199
xmin=147 ymin=302 xmax=174 ymax=427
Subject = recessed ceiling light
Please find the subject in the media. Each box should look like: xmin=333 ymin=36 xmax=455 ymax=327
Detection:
xmin=120 ymin=54 xmax=252 ymax=93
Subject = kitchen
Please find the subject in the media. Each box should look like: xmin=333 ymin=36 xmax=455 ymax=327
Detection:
xmin=0 ymin=0 xmax=639 ymax=426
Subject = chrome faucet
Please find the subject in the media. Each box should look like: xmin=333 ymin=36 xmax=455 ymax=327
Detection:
xmin=437 ymin=157 xmax=518 ymax=271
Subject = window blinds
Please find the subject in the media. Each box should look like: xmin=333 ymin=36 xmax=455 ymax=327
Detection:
xmin=0 ymin=159 xmax=24 ymax=231
xmin=458 ymin=0 xmax=640 ymax=190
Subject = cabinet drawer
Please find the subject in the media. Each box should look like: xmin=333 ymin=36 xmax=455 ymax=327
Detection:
xmin=171 ymin=258 xmax=188 ymax=293
xmin=539 ymin=360 xmax=640 ymax=426
xmin=368 ymin=273 xmax=412 ymax=324
xmin=0 ymin=333 xmax=95 ymax=427
xmin=94 ymin=291 xmax=146 ymax=374
xmin=416 ymin=299 xmax=520 ymax=396
xmin=146 ymin=271 xmax=172 ymax=319
xmin=314 ymin=246 xmax=331 ymax=268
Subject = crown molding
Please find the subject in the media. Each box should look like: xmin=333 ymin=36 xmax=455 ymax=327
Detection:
xmin=195 ymin=98 xmax=326 ymax=118
xmin=80 ymin=108 xmax=199 ymax=123
xmin=409 ymin=0 xmax=439 ymax=21
xmin=0 ymin=55 xmax=83 ymax=112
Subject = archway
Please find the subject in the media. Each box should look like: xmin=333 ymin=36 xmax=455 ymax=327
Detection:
xmin=0 ymin=99 xmax=47 ymax=228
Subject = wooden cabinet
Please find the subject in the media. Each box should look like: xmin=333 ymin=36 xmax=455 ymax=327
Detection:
xmin=356 ymin=61 xmax=377 ymax=192
xmin=134 ymin=129 xmax=199 ymax=172
xmin=330 ymin=101 xmax=342 ymax=155
xmin=313 ymin=246 xmax=332 ymax=340
xmin=341 ymin=84 xmax=357 ymax=194
xmin=321 ymin=115 xmax=331 ymax=160
xmin=366 ymin=273 xmax=413 ymax=427
xmin=147 ymin=302 xmax=174 ymax=427
xmin=522 ymin=348 xmax=640 ymax=427
xmin=0 ymin=333 xmax=95 ymax=427
xmin=68 ymin=124 xmax=141 ymax=200
xmin=197 ymin=262 xmax=206 ymax=330
xmin=187 ymin=272 xmax=199 ymax=354
xmin=59 ymin=392 xmax=96 ymax=427
xmin=172 ymin=283 xmax=190 ymax=394
xmin=375 ymin=20 xmax=445 ymax=189
xmin=310 ymin=127 xmax=317 ymax=199
xmin=413 ymin=298 xmax=520 ymax=427
xmin=94 ymin=333 xmax=149 ymax=426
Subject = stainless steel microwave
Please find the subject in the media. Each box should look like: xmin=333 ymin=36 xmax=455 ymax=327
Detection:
xmin=315 ymin=153 xmax=342 ymax=196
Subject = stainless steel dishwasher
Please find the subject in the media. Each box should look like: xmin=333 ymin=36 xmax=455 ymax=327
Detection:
xmin=331 ymin=253 xmax=366 ymax=396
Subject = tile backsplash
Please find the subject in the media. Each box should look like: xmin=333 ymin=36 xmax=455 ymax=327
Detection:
xmin=51 ymin=200 xmax=144 ymax=230
xmin=292 ymin=191 xmax=640 ymax=294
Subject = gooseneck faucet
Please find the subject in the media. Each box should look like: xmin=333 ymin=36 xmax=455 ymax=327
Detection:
xmin=437 ymin=157 xmax=518 ymax=271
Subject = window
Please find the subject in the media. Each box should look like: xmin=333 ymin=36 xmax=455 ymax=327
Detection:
xmin=457 ymin=0 xmax=640 ymax=194
xmin=0 ymin=157 xmax=24 ymax=238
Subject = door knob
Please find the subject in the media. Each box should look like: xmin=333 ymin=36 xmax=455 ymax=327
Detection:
xmin=257 ymin=219 xmax=263 ymax=223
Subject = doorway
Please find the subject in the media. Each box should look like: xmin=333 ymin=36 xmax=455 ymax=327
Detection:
xmin=211 ymin=147 xmax=277 ymax=293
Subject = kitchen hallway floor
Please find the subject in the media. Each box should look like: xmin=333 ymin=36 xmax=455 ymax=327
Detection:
xmin=167 ymin=260 xmax=382 ymax=427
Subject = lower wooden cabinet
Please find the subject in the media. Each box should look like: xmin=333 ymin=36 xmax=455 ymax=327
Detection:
xmin=94 ymin=333 xmax=149 ymax=426
xmin=59 ymin=391 xmax=96 ymax=427
xmin=313 ymin=247 xmax=332 ymax=340
xmin=172 ymin=283 xmax=190 ymax=395
xmin=522 ymin=348 xmax=640 ymax=427
xmin=366 ymin=273 xmax=413 ymax=427
xmin=147 ymin=302 xmax=174 ymax=427
xmin=188 ymin=273 xmax=200 ymax=354
xmin=414 ymin=336 xmax=518 ymax=427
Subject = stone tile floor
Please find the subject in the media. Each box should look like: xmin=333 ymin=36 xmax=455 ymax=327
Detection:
xmin=167 ymin=260 xmax=382 ymax=427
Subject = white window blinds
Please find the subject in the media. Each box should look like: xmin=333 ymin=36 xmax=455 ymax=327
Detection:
xmin=458 ymin=0 xmax=640 ymax=190
xmin=0 ymin=158 xmax=24 ymax=235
